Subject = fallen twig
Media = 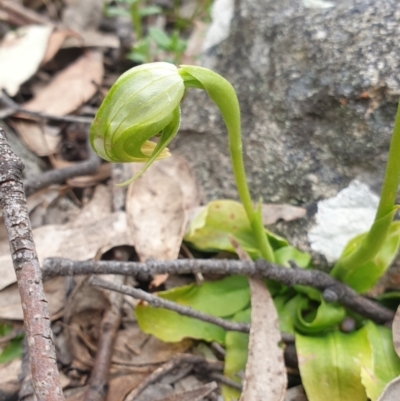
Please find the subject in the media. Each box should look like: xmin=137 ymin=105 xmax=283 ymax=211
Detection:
xmin=84 ymin=276 xmax=124 ymax=401
xmin=84 ymin=165 xmax=130 ymax=401
xmin=0 ymin=90 xmax=93 ymax=124
xmin=0 ymin=128 xmax=64 ymax=401
xmin=209 ymin=373 xmax=243 ymax=391
xmin=89 ymin=276 xmax=251 ymax=333
xmin=43 ymin=258 xmax=394 ymax=324
xmin=23 ymin=145 xmax=100 ymax=196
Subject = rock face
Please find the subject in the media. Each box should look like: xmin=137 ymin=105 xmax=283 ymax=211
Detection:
xmin=172 ymin=0 xmax=400 ymax=266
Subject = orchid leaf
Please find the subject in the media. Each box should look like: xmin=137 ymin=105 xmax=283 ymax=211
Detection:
xmin=274 ymin=246 xmax=311 ymax=268
xmin=223 ymin=308 xmax=251 ymax=401
xmin=136 ymin=276 xmax=250 ymax=344
xmin=297 ymin=328 xmax=371 ymax=401
xmin=361 ymin=322 xmax=400 ymax=401
xmin=273 ymin=293 xmax=297 ymax=334
xmin=282 ymin=287 xmax=346 ymax=334
xmin=154 ymin=275 xmax=250 ymax=317
xmin=135 ymin=305 xmax=226 ymax=343
xmin=332 ymin=220 xmax=400 ymax=293
xmin=184 ymin=200 xmax=287 ymax=259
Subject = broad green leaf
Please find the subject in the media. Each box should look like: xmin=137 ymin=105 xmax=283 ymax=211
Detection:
xmin=361 ymin=322 xmax=400 ymax=401
xmin=156 ymin=275 xmax=250 ymax=317
xmin=184 ymin=200 xmax=287 ymax=259
xmin=136 ymin=276 xmax=250 ymax=344
xmin=273 ymin=293 xmax=298 ymax=334
xmin=0 ymin=335 xmax=23 ymax=364
xmin=282 ymin=289 xmax=346 ymax=334
xmin=332 ymin=218 xmax=400 ymax=293
xmin=136 ymin=306 xmax=225 ymax=343
xmin=297 ymin=328 xmax=371 ymax=401
xmin=223 ymin=308 xmax=251 ymax=401
xmin=274 ymin=246 xmax=311 ymax=268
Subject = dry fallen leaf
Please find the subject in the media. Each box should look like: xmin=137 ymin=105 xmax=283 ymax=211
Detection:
xmin=0 ymin=185 xmax=135 ymax=317
xmin=9 ymin=120 xmax=60 ymax=156
xmin=66 ymin=163 xmax=111 ymax=188
xmin=0 ymin=0 xmax=50 ymax=25
xmin=181 ymin=21 xmax=209 ymax=65
xmin=65 ymin=372 xmax=148 ymax=401
xmin=62 ymin=0 xmax=104 ymax=32
xmin=0 ymin=211 xmax=132 ymax=285
xmin=284 ymin=385 xmax=307 ymax=401
xmin=112 ymin=325 xmax=192 ymax=371
xmin=377 ymin=376 xmax=400 ymax=401
xmin=61 ymin=0 xmax=119 ymax=48
xmin=0 ymin=24 xmax=53 ymax=96
xmin=62 ymin=30 xmax=120 ymax=49
xmin=0 ymin=359 xmax=21 ymax=399
xmin=127 ymin=157 xmax=199 ymax=285
xmin=392 ymin=305 xmax=400 ymax=358
xmin=230 ymin=238 xmax=287 ymax=401
xmin=0 ymin=277 xmax=66 ymax=320
xmin=240 ymin=277 xmax=287 ymax=401
xmin=64 ymin=277 xmax=111 ymax=370
xmin=261 ymin=204 xmax=306 ymax=226
xmin=155 ymin=381 xmax=218 ymax=401
xmin=41 ymin=28 xmax=80 ymax=65
xmin=22 ymin=51 xmax=104 ymax=116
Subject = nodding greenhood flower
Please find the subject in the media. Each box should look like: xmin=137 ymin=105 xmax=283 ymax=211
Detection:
xmin=90 ymin=62 xmax=185 ymax=184
xmin=90 ymin=61 xmax=276 ymax=262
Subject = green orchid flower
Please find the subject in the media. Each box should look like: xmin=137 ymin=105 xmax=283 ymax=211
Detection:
xmin=90 ymin=61 xmax=275 ymax=262
xmin=90 ymin=62 xmax=184 ymax=183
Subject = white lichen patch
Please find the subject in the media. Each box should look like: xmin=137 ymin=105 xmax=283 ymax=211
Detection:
xmin=308 ymin=180 xmax=379 ymax=263
xmin=203 ymin=0 xmax=234 ymax=51
xmin=303 ymin=0 xmax=335 ymax=9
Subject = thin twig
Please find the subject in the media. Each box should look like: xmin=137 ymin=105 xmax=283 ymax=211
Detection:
xmin=0 ymin=128 xmax=64 ymax=401
xmin=124 ymin=354 xmax=219 ymax=401
xmin=89 ymin=276 xmax=251 ymax=333
xmin=84 ymin=163 xmax=130 ymax=401
xmin=43 ymin=258 xmax=395 ymax=324
xmin=84 ymin=277 xmax=124 ymax=401
xmin=209 ymin=373 xmax=243 ymax=391
xmin=0 ymin=91 xmax=93 ymax=124
xmin=23 ymin=145 xmax=101 ymax=197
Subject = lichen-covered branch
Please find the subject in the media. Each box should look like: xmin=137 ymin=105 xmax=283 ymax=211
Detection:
xmin=43 ymin=257 xmax=394 ymax=324
xmin=0 ymin=128 xmax=64 ymax=401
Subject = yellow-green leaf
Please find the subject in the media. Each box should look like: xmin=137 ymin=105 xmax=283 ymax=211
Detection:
xmin=361 ymin=322 xmax=400 ymax=401
xmin=296 ymin=328 xmax=371 ymax=401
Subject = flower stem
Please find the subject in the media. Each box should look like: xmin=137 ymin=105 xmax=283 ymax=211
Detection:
xmin=333 ymin=100 xmax=400 ymax=273
xmin=130 ymin=0 xmax=142 ymax=41
xmin=375 ymin=101 xmax=400 ymax=221
xmin=179 ymin=67 xmax=275 ymax=262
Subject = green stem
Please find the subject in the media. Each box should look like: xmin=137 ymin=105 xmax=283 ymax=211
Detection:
xmin=333 ymin=100 xmax=400 ymax=272
xmin=375 ymin=101 xmax=400 ymax=220
xmin=179 ymin=67 xmax=275 ymax=262
xmin=130 ymin=0 xmax=142 ymax=41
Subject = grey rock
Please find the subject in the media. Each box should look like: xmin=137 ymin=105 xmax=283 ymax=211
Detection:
xmin=172 ymin=0 xmax=400 ymax=264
